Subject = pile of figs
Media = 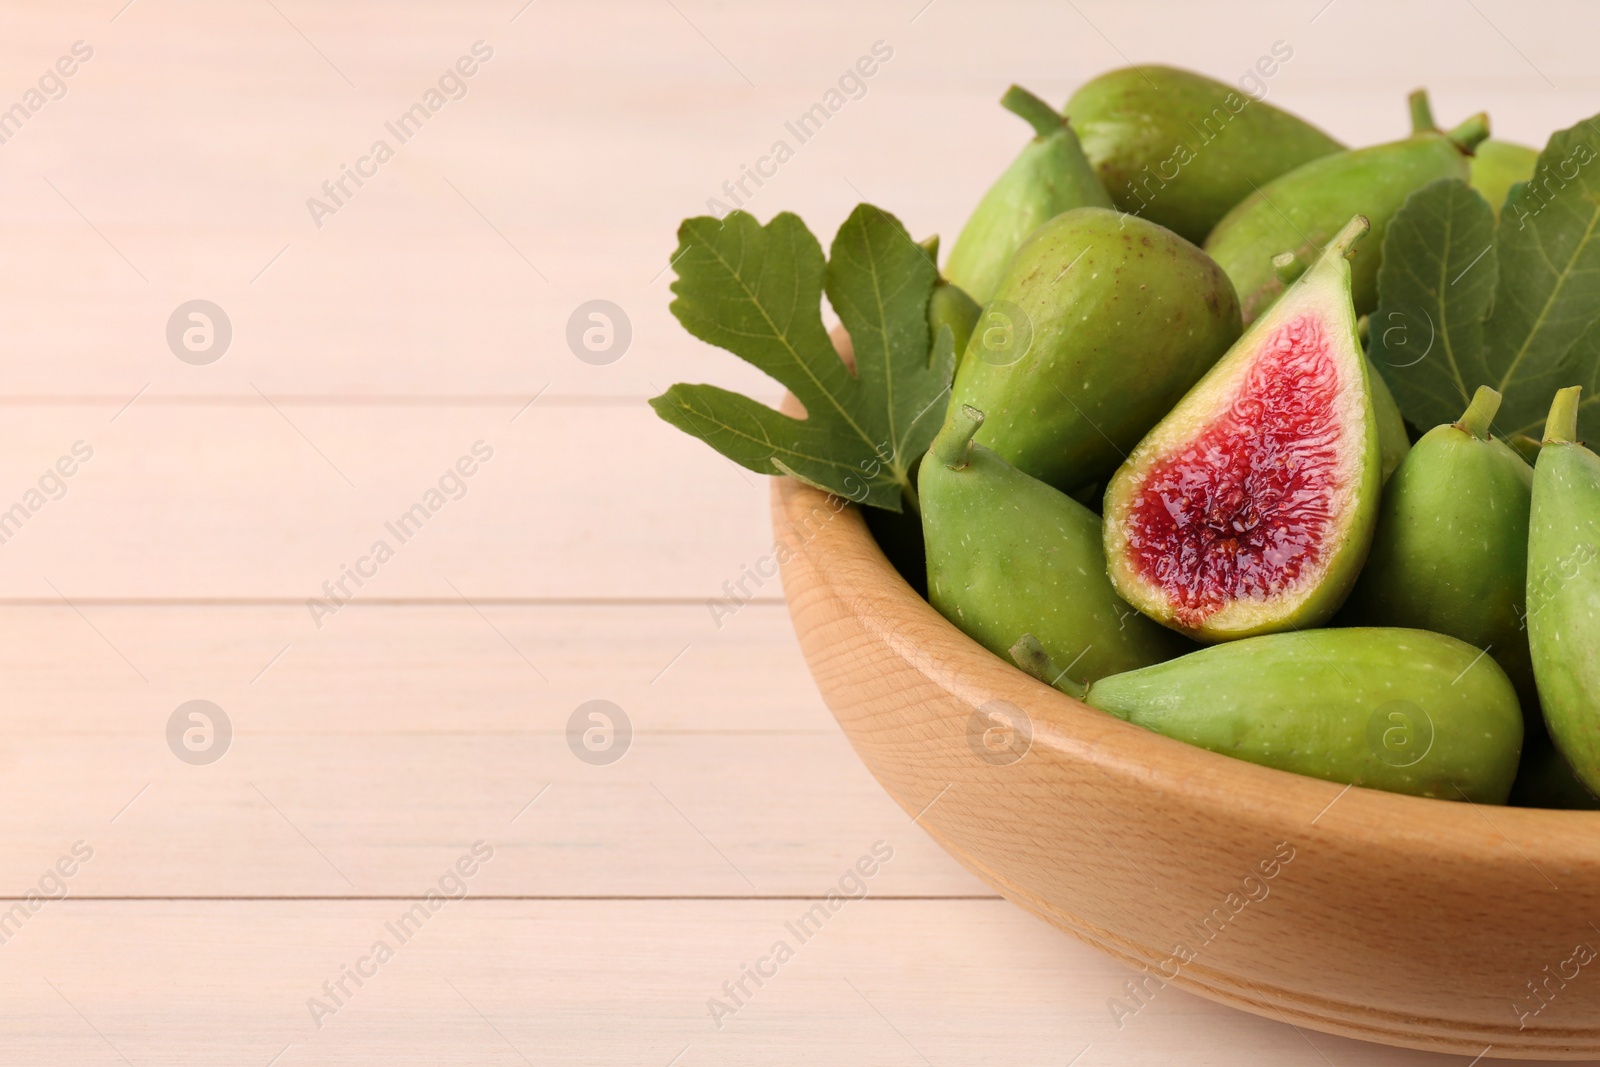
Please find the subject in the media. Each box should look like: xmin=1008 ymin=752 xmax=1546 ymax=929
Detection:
xmin=920 ymin=67 xmax=1598 ymax=808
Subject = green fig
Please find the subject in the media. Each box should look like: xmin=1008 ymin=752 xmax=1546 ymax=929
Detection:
xmin=1066 ymin=64 xmax=1344 ymax=245
xmin=944 ymin=85 xmax=1112 ymax=306
xmin=1470 ymin=139 xmax=1539 ymax=220
xmin=952 ymin=207 xmax=1241 ymax=493
xmin=1527 ymin=387 xmax=1600 ymax=795
xmin=1013 ymin=626 xmax=1523 ymax=803
xmin=920 ymin=404 xmax=1187 ymax=688
xmin=919 ymin=235 xmax=981 ymax=364
xmin=1342 ymin=386 xmax=1537 ymax=709
xmin=1103 ymin=216 xmax=1380 ymax=641
xmin=1205 ymin=92 xmax=1490 ymax=323
xmin=1369 ymin=358 xmax=1414 ymax=480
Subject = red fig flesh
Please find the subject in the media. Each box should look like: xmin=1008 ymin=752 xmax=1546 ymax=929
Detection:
xmin=1104 ymin=216 xmax=1381 ymax=641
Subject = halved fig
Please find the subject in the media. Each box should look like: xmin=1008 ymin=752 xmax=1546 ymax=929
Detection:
xmin=1103 ymin=215 xmax=1381 ymax=641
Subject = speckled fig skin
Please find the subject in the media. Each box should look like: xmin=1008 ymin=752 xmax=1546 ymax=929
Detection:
xmin=1066 ymin=64 xmax=1343 ymax=245
xmin=1102 ymin=216 xmax=1381 ymax=642
xmin=1342 ymin=387 xmax=1538 ymax=711
xmin=951 ymin=207 xmax=1241 ymax=492
xmin=1078 ymin=628 xmax=1523 ymax=804
xmin=919 ymin=405 xmax=1188 ymax=688
xmin=945 ymin=85 xmax=1112 ymax=306
xmin=1205 ymin=112 xmax=1489 ymax=324
xmin=1527 ymin=387 xmax=1600 ymax=796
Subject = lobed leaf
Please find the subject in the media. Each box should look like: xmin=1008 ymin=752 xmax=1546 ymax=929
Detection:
xmin=1374 ymin=116 xmax=1600 ymax=440
xmin=653 ymin=204 xmax=945 ymax=512
xmin=1488 ymin=119 xmax=1600 ymax=439
xmin=1368 ymin=178 xmax=1497 ymax=431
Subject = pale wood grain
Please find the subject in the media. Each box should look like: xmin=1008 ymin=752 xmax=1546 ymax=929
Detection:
xmin=0 ymin=402 xmax=771 ymax=599
xmin=0 ymin=727 xmax=991 ymax=898
xmin=0 ymin=603 xmax=818 ymax=734
xmin=0 ymin=0 xmax=1588 ymax=401
xmin=0 ymin=597 xmax=995 ymax=896
xmin=0 ymin=900 xmax=1539 ymax=1067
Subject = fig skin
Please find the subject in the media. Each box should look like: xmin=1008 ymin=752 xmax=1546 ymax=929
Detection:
xmin=1066 ymin=64 xmax=1343 ymax=245
xmin=1205 ymin=111 xmax=1489 ymax=324
xmin=920 ymin=405 xmax=1187 ymax=689
xmin=952 ymin=207 xmax=1241 ymax=493
xmin=1369 ymin=359 xmax=1412 ymax=480
xmin=1072 ymin=628 xmax=1523 ymax=804
xmin=1470 ymin=139 xmax=1538 ymax=220
xmin=1103 ymin=216 xmax=1381 ymax=642
xmin=1342 ymin=387 xmax=1538 ymax=711
xmin=1527 ymin=387 xmax=1600 ymax=796
xmin=919 ymin=235 xmax=981 ymax=365
xmin=945 ymin=85 xmax=1112 ymax=306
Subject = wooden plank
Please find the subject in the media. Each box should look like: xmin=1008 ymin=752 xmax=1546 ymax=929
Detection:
xmin=0 ymin=712 xmax=991 ymax=898
xmin=0 ymin=1 xmax=1586 ymax=401
xmin=0 ymin=402 xmax=777 ymax=600
xmin=0 ymin=899 xmax=1479 ymax=1067
xmin=0 ymin=603 xmax=824 ymax=734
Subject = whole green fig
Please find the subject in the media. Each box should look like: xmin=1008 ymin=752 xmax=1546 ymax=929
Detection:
xmin=952 ymin=207 xmax=1241 ymax=492
xmin=1527 ymin=387 xmax=1600 ymax=795
xmin=1066 ymin=63 xmax=1344 ymax=244
xmin=1015 ymin=627 xmax=1523 ymax=803
xmin=945 ymin=85 xmax=1111 ymax=306
xmin=921 ymin=405 xmax=1186 ymax=688
xmin=1342 ymin=386 xmax=1536 ymax=707
xmin=1205 ymin=93 xmax=1489 ymax=323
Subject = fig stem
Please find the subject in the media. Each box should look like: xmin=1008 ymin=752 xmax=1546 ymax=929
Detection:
xmin=1544 ymin=386 xmax=1583 ymax=445
xmin=1008 ymin=634 xmax=1088 ymax=700
xmin=1317 ymin=215 xmax=1370 ymax=267
xmin=931 ymin=403 xmax=984 ymax=469
xmin=1445 ymin=112 xmax=1492 ymax=153
xmin=1408 ymin=89 xmax=1436 ymax=133
xmin=1271 ymin=251 xmax=1305 ymax=285
xmin=1455 ymin=385 xmax=1503 ymax=440
xmin=1001 ymin=85 xmax=1066 ymax=139
xmin=918 ymin=234 xmax=940 ymax=262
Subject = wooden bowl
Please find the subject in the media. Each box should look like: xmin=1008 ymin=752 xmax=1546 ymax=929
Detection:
xmin=774 ymin=383 xmax=1600 ymax=1058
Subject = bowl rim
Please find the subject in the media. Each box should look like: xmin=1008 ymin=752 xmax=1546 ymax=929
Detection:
xmin=776 ymin=470 xmax=1600 ymax=866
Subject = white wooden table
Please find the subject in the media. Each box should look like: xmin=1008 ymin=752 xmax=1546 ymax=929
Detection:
xmin=0 ymin=0 xmax=1591 ymax=1062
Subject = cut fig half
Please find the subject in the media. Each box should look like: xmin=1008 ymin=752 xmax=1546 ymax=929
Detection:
xmin=1103 ymin=215 xmax=1381 ymax=642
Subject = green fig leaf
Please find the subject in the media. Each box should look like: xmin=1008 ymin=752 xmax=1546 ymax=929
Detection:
xmin=1490 ymin=120 xmax=1600 ymax=438
xmin=1369 ymin=178 xmax=1498 ymax=427
xmin=1374 ymin=117 xmax=1600 ymax=439
xmin=1542 ymin=314 xmax=1600 ymax=437
xmin=651 ymin=205 xmax=947 ymax=512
